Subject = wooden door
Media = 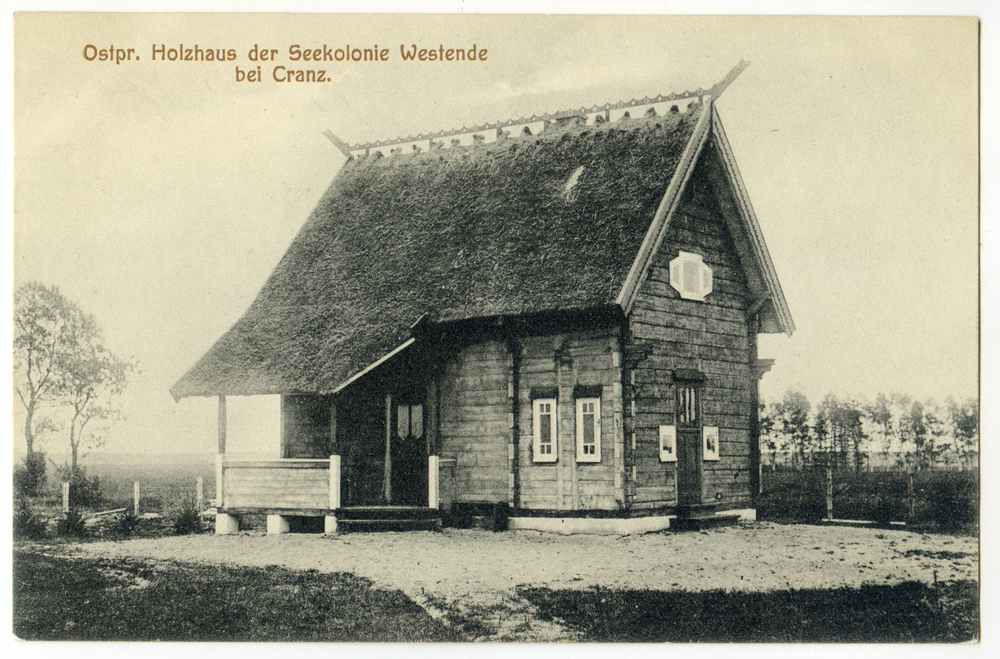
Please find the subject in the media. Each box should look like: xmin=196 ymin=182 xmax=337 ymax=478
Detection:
xmin=390 ymin=401 xmax=428 ymax=506
xmin=676 ymin=383 xmax=703 ymax=506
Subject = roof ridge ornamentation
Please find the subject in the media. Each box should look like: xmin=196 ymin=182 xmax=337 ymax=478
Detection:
xmin=324 ymin=61 xmax=748 ymax=158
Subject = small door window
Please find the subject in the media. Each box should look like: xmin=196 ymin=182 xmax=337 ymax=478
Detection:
xmin=678 ymin=385 xmax=699 ymax=427
xmin=396 ymin=403 xmax=423 ymax=439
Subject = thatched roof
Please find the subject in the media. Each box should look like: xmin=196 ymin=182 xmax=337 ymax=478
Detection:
xmin=171 ymin=105 xmax=715 ymax=399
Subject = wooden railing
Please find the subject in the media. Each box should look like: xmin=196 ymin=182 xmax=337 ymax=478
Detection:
xmin=213 ymin=454 xmax=439 ymax=535
xmin=222 ymin=459 xmax=333 ymax=512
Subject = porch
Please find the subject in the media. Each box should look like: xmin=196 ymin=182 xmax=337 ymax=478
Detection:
xmin=213 ymin=454 xmax=441 ymax=534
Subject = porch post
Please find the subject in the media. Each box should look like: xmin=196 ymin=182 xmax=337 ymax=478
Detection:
xmin=216 ymin=394 xmax=226 ymax=502
xmin=325 ymin=400 xmax=340 ymax=533
xmin=215 ymin=395 xmax=238 ymax=535
xmin=326 ymin=454 xmax=341 ymax=534
xmin=428 ymin=455 xmax=440 ymax=509
xmin=427 ymin=380 xmax=440 ymax=510
xmin=384 ymin=393 xmax=393 ymax=504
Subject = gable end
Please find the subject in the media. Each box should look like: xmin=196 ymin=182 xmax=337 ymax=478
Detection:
xmin=615 ymin=100 xmax=714 ymax=314
xmin=617 ymin=103 xmax=794 ymax=335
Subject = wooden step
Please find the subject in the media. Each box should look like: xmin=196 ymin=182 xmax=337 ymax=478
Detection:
xmin=672 ymin=513 xmax=741 ymax=532
xmin=336 ymin=506 xmax=439 ymax=521
xmin=337 ymin=517 xmax=441 ymax=533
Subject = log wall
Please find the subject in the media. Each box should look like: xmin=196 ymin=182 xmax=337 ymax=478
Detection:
xmin=435 ymin=326 xmax=624 ymax=512
xmin=516 ymin=328 xmax=623 ymax=512
xmin=437 ymin=340 xmax=510 ymax=504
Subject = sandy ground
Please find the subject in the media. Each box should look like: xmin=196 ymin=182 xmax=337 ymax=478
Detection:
xmin=48 ymin=521 xmax=979 ymax=641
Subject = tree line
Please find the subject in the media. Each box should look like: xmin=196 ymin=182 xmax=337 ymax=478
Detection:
xmin=13 ymin=282 xmax=138 ymax=496
xmin=760 ymin=390 xmax=979 ymax=472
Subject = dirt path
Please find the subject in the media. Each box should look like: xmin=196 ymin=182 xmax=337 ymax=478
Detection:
xmin=50 ymin=522 xmax=979 ymax=641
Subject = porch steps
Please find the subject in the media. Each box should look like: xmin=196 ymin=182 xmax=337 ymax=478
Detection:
xmin=672 ymin=505 xmax=741 ymax=532
xmin=336 ymin=506 xmax=441 ymax=533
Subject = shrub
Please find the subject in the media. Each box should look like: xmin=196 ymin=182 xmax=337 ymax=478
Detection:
xmin=834 ymin=472 xmax=906 ymax=523
xmin=761 ymin=469 xmax=979 ymax=533
xmin=174 ymin=504 xmax=203 ymax=536
xmin=14 ymin=452 xmax=47 ymax=497
xmin=54 ymin=465 xmax=103 ymax=509
xmin=56 ymin=510 xmax=87 ymax=538
xmin=924 ymin=471 xmax=978 ymax=532
xmin=871 ymin=493 xmax=896 ymax=526
xmin=13 ymin=499 xmax=48 ymax=540
xmin=759 ymin=469 xmax=827 ymax=522
xmin=112 ymin=511 xmax=141 ymax=538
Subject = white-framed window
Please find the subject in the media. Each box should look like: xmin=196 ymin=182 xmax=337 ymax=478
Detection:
xmin=659 ymin=425 xmax=677 ymax=462
xmin=575 ymin=397 xmax=601 ymax=462
xmin=703 ymin=426 xmax=720 ymax=461
xmin=669 ymin=251 xmax=713 ymax=301
xmin=532 ymin=398 xmax=558 ymax=463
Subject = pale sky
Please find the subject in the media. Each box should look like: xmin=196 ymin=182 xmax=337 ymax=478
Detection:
xmin=11 ymin=11 xmax=981 ymax=459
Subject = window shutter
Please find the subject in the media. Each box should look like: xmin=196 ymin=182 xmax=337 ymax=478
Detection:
xmin=576 ymin=397 xmax=601 ymax=463
xmin=703 ymin=426 xmax=720 ymax=461
xmin=533 ymin=398 xmax=558 ymax=463
xmin=659 ymin=425 xmax=677 ymax=462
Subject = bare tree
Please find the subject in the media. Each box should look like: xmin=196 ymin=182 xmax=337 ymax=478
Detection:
xmin=921 ymin=400 xmax=951 ymax=469
xmin=909 ymin=400 xmax=931 ymax=470
xmin=889 ymin=393 xmax=914 ymax=468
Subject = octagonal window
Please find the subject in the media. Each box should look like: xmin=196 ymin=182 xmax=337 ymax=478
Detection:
xmin=669 ymin=251 xmax=713 ymax=301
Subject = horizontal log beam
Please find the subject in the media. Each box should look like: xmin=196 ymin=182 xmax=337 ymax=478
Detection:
xmin=224 ymin=459 xmax=330 ymax=469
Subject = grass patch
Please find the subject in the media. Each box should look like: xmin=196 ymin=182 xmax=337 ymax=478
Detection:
xmin=422 ymin=594 xmax=501 ymax=639
xmin=518 ymin=582 xmax=979 ymax=642
xmin=901 ymin=549 xmax=974 ymax=561
xmin=13 ymin=549 xmax=463 ymax=641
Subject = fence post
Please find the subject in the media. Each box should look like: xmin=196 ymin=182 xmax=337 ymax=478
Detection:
xmin=196 ymin=476 xmax=204 ymax=512
xmin=62 ymin=482 xmax=70 ymax=513
xmin=907 ymin=471 xmax=915 ymax=519
xmin=134 ymin=481 xmax=141 ymax=516
xmin=826 ymin=468 xmax=833 ymax=520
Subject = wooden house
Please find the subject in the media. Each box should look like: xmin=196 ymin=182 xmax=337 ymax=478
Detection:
xmin=171 ymin=65 xmax=793 ymax=535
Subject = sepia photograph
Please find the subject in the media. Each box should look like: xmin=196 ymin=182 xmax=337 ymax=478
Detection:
xmin=10 ymin=6 xmax=982 ymax=646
